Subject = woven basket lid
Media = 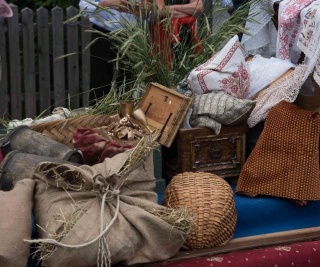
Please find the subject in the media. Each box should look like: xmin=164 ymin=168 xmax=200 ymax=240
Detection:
xmin=30 ymin=114 xmax=121 ymax=148
xmin=162 ymin=172 xmax=237 ymax=250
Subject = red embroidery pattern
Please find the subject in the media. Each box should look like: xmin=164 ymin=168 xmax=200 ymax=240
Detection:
xmin=278 ymin=0 xmax=313 ymax=60
xmin=214 ymin=41 xmax=240 ymax=71
xmin=196 ymin=41 xmax=240 ymax=93
xmin=298 ymin=2 xmax=320 ymax=50
xmin=220 ymin=62 xmax=250 ymax=99
xmin=196 ymin=69 xmax=213 ymax=93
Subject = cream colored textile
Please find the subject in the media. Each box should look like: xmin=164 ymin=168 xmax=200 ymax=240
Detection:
xmin=0 ymin=179 xmax=35 ymax=267
xmin=190 ymin=91 xmax=255 ymax=134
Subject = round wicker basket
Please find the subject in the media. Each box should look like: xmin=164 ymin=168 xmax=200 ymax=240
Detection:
xmin=162 ymin=172 xmax=237 ymax=250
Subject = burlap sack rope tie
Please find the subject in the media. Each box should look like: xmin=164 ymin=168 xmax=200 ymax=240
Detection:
xmin=25 ymin=186 xmax=121 ymax=267
xmin=24 ymin=141 xmax=151 ymax=266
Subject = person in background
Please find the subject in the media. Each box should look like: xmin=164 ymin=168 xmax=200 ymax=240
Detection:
xmin=221 ymin=0 xmax=233 ymax=12
xmin=79 ymin=0 xmax=150 ymax=103
xmin=152 ymin=0 xmax=203 ymax=64
xmin=230 ymin=0 xmax=248 ymax=14
xmin=155 ymin=0 xmax=203 ymax=18
xmin=0 ymin=0 xmax=12 ymax=18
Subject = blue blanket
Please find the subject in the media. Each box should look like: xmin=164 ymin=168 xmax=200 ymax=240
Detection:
xmin=232 ymin=184 xmax=320 ymax=238
xmin=157 ymin=184 xmax=320 ymax=239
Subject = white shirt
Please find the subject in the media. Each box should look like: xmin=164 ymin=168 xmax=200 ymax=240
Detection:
xmin=220 ymin=0 xmax=233 ymax=7
xmin=79 ymin=0 xmax=137 ymax=31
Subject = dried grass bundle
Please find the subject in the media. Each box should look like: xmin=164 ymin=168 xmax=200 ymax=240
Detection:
xmin=117 ymin=132 xmax=159 ymax=181
xmin=35 ymin=200 xmax=95 ymax=262
xmin=146 ymin=206 xmax=194 ymax=234
xmin=38 ymin=163 xmax=88 ymax=191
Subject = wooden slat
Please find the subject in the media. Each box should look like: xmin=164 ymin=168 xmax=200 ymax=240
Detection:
xmin=0 ymin=17 xmax=9 ymax=119
xmin=0 ymin=6 xmax=93 ymax=120
xmin=37 ymin=7 xmax=51 ymax=116
xmin=21 ymin=8 xmax=37 ymax=118
xmin=81 ymin=16 xmax=91 ymax=107
xmin=146 ymin=227 xmax=320 ymax=266
xmin=66 ymin=6 xmax=80 ymax=108
xmin=52 ymin=6 xmax=66 ymax=108
xmin=7 ymin=5 xmax=22 ymax=119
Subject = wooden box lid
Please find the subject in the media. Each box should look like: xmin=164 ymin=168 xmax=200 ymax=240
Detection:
xmin=138 ymin=82 xmax=192 ymax=147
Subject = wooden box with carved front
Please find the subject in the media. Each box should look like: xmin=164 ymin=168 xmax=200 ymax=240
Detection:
xmin=162 ymin=124 xmax=248 ymax=179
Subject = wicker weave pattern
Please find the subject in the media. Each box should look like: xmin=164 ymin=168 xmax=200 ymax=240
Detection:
xmin=31 ymin=114 xmax=120 ymax=148
xmin=162 ymin=172 xmax=237 ymax=249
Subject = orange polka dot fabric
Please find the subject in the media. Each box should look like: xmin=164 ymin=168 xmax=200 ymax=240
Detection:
xmin=236 ymin=100 xmax=320 ymax=202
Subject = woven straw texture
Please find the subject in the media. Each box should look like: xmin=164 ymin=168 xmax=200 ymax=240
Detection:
xmin=31 ymin=114 xmax=120 ymax=148
xmin=162 ymin=172 xmax=237 ymax=249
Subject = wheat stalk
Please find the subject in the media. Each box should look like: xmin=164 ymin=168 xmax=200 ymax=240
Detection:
xmin=86 ymin=0 xmax=264 ymax=114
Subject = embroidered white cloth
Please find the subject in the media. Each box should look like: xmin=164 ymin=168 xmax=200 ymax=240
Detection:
xmin=247 ymin=64 xmax=308 ymax=128
xmin=276 ymin=0 xmax=314 ymax=63
xmin=187 ymin=35 xmax=250 ymax=99
xmin=246 ymin=55 xmax=295 ymax=99
xmin=297 ymin=1 xmax=320 ymax=86
xmin=241 ymin=0 xmax=279 ymax=58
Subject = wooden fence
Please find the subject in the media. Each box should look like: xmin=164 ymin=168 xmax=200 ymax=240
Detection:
xmin=0 ymin=5 xmax=92 ymax=120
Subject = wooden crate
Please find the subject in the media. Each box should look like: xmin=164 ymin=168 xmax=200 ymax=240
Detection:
xmin=162 ymin=124 xmax=248 ymax=179
xmin=138 ymin=83 xmax=192 ymax=147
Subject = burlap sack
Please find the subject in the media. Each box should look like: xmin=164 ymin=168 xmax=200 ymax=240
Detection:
xmin=0 ymin=179 xmax=35 ymax=267
xmin=31 ymin=149 xmax=187 ymax=267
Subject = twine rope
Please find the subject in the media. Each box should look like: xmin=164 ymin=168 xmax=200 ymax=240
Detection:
xmin=25 ymin=188 xmax=120 ymax=267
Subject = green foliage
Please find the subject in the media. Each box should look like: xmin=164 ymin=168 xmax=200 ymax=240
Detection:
xmin=92 ymin=0 xmax=262 ymax=89
xmin=83 ymin=0 xmax=267 ymax=114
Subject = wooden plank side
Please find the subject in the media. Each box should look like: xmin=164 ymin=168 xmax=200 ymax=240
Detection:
xmin=0 ymin=17 xmax=9 ymax=119
xmin=7 ymin=5 xmax=22 ymax=119
xmin=146 ymin=227 xmax=320 ymax=266
xmin=52 ymin=6 xmax=66 ymax=108
xmin=66 ymin=6 xmax=80 ymax=109
xmin=21 ymin=8 xmax=37 ymax=118
xmin=37 ymin=7 xmax=51 ymax=116
xmin=80 ymin=15 xmax=91 ymax=107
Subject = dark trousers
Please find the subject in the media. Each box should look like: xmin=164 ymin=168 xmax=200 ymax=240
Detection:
xmin=89 ymin=25 xmax=115 ymax=103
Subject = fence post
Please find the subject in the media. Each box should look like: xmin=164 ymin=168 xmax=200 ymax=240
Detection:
xmin=37 ymin=7 xmax=51 ymax=116
xmin=22 ymin=7 xmax=37 ymax=118
xmin=7 ymin=5 xmax=22 ymax=119
xmin=0 ymin=17 xmax=10 ymax=120
xmin=66 ymin=6 xmax=80 ymax=109
xmin=0 ymin=5 xmax=93 ymax=120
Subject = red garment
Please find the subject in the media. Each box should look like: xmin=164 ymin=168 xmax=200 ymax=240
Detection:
xmin=152 ymin=16 xmax=202 ymax=64
xmin=72 ymin=128 xmax=132 ymax=166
